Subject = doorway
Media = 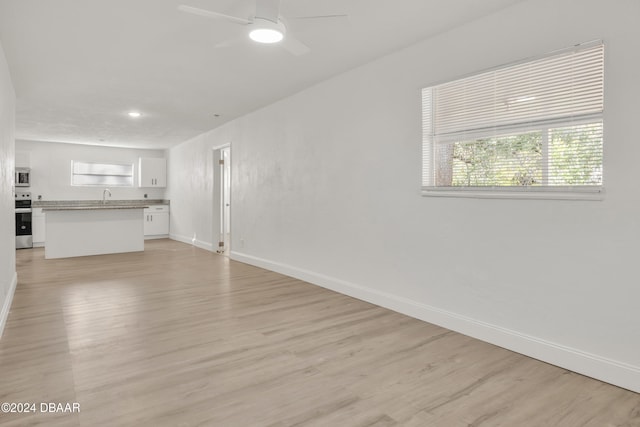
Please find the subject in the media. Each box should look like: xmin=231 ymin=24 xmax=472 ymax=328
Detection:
xmin=213 ymin=145 xmax=231 ymax=254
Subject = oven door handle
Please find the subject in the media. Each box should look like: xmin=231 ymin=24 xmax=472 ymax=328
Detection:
xmin=15 ymin=208 xmax=32 ymax=213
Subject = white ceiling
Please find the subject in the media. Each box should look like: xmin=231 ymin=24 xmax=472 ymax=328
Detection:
xmin=0 ymin=0 xmax=522 ymax=150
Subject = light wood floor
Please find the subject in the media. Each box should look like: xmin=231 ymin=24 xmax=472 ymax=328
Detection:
xmin=1 ymin=239 xmax=638 ymax=426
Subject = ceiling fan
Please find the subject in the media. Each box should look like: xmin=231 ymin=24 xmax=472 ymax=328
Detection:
xmin=177 ymin=0 xmax=347 ymax=56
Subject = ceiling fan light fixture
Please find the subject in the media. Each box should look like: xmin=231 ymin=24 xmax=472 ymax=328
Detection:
xmin=249 ymin=28 xmax=283 ymax=43
xmin=249 ymin=18 xmax=285 ymax=44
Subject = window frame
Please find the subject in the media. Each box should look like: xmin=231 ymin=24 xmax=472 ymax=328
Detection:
xmin=421 ymin=41 xmax=604 ymax=201
xmin=70 ymin=160 xmax=135 ymax=187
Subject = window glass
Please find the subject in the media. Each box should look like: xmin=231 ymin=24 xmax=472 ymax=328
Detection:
xmin=71 ymin=161 xmax=134 ymax=187
xmin=422 ymin=42 xmax=604 ymax=198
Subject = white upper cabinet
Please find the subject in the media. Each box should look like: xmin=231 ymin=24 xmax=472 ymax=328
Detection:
xmin=139 ymin=157 xmax=166 ymax=188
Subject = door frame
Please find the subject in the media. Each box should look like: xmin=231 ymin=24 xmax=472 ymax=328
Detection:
xmin=212 ymin=143 xmax=231 ymax=254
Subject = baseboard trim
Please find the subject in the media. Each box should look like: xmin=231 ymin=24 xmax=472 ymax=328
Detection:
xmin=169 ymin=233 xmax=214 ymax=252
xmin=144 ymin=234 xmax=170 ymax=240
xmin=0 ymin=272 xmax=17 ymax=339
xmin=230 ymin=251 xmax=640 ymax=393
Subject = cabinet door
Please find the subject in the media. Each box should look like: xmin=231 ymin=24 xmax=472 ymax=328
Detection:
xmin=139 ymin=158 xmax=167 ymax=188
xmin=144 ymin=212 xmax=169 ymax=236
xmin=152 ymin=213 xmax=169 ymax=235
xmin=143 ymin=213 xmax=152 ymax=235
xmin=153 ymin=161 xmax=167 ymax=187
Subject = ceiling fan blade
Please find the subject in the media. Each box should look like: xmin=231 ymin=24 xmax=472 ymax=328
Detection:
xmin=177 ymin=5 xmax=252 ymax=25
xmin=288 ymin=14 xmax=349 ymax=21
xmin=255 ymin=0 xmax=280 ymax=23
xmin=214 ymin=37 xmax=245 ymax=49
xmin=281 ymin=34 xmax=310 ymax=56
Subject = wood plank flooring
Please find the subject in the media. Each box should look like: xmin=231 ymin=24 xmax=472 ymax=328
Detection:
xmin=1 ymin=239 xmax=638 ymax=426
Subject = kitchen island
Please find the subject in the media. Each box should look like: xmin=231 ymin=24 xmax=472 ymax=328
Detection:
xmin=43 ymin=205 xmax=146 ymax=259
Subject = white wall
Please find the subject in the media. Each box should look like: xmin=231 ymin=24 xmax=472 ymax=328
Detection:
xmin=0 ymin=41 xmax=16 ymax=337
xmin=169 ymin=0 xmax=640 ymax=392
xmin=167 ymin=133 xmax=217 ymax=249
xmin=16 ymin=140 xmax=166 ymax=201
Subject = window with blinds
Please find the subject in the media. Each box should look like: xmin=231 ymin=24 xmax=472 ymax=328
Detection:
xmin=71 ymin=161 xmax=134 ymax=187
xmin=422 ymin=42 xmax=604 ymax=198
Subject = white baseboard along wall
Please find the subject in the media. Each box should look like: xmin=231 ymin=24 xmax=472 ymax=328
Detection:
xmin=170 ymin=233 xmax=214 ymax=252
xmin=0 ymin=272 xmax=17 ymax=339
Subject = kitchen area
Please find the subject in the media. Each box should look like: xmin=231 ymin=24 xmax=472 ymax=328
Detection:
xmin=14 ymin=140 xmax=170 ymax=259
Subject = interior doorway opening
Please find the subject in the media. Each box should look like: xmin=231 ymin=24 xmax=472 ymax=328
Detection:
xmin=213 ymin=145 xmax=231 ymax=255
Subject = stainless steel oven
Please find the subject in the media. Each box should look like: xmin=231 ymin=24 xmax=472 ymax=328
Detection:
xmin=15 ymin=192 xmax=32 ymax=249
xmin=15 ymin=167 xmax=30 ymax=187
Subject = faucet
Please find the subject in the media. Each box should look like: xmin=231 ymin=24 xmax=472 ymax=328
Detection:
xmin=102 ymin=188 xmax=111 ymax=204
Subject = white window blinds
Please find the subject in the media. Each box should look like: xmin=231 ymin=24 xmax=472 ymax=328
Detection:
xmin=422 ymin=42 xmax=604 ymax=195
xmin=71 ymin=161 xmax=134 ymax=187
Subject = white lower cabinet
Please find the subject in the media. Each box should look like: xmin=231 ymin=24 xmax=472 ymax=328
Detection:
xmin=144 ymin=205 xmax=169 ymax=238
xmin=32 ymin=208 xmax=46 ymax=247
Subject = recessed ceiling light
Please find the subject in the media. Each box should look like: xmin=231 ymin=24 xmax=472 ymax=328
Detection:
xmin=128 ymin=111 xmax=142 ymax=118
xmin=249 ymin=18 xmax=285 ymax=44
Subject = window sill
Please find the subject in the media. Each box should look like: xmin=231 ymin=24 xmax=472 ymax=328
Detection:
xmin=421 ymin=186 xmax=604 ymax=201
